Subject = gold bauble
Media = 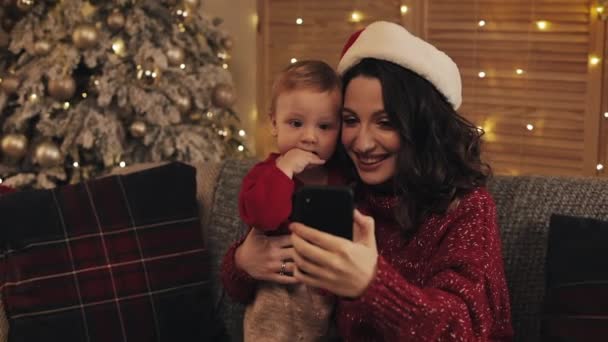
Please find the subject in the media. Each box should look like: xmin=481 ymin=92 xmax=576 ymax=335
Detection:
xmin=212 ymin=83 xmax=236 ymax=108
xmin=33 ymin=39 xmax=52 ymax=55
xmin=72 ymin=24 xmax=99 ymax=49
xmin=183 ymin=0 xmax=199 ymax=9
xmin=16 ymin=0 xmax=34 ymax=12
xmin=1 ymin=76 xmax=20 ymax=94
xmin=166 ymin=46 xmax=185 ymax=66
xmin=107 ymin=11 xmax=125 ymax=31
xmin=175 ymin=94 xmax=191 ymax=114
xmin=1 ymin=133 xmax=28 ymax=159
xmin=48 ymin=77 xmax=76 ymax=101
xmin=221 ymin=37 xmax=233 ymax=50
xmin=111 ymin=37 xmax=126 ymax=57
xmin=34 ymin=141 xmax=62 ymax=168
xmin=129 ymin=121 xmax=147 ymax=138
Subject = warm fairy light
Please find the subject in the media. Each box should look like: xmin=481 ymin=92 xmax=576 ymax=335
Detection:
xmin=239 ymin=129 xmax=246 ymax=137
xmin=29 ymin=93 xmax=38 ymax=102
xmin=206 ymin=111 xmax=214 ymax=118
xmin=217 ymin=51 xmax=228 ymax=59
xmin=238 ymin=145 xmax=244 ymax=152
xmin=597 ymin=6 xmax=605 ymax=14
xmin=350 ymin=11 xmax=362 ymax=22
xmin=590 ymin=56 xmax=601 ymax=65
xmin=478 ymin=20 xmax=486 ymax=27
xmin=0 ymin=178 xmax=3 ymax=184
xmin=597 ymin=164 xmax=605 ymax=171
xmin=296 ymin=18 xmax=303 ymax=25
xmin=478 ymin=71 xmax=486 ymax=78
xmin=536 ymin=21 xmax=549 ymax=30
xmin=94 ymin=79 xmax=100 ymax=86
xmin=291 ymin=58 xmax=297 ymax=64
xmin=178 ymin=23 xmax=186 ymax=32
xmin=63 ymin=102 xmax=70 ymax=110
xmin=119 ymin=161 xmax=126 ymax=168
xmin=516 ymin=68 xmax=525 ymax=75
xmin=151 ymin=71 xmax=157 ymax=78
xmin=222 ymin=63 xmax=228 ymax=69
xmin=526 ymin=124 xmax=534 ymax=131
xmin=400 ymin=5 xmax=408 ymax=14
xmin=180 ymin=63 xmax=186 ymax=69
xmin=73 ymin=162 xmax=80 ymax=168
xmin=604 ymin=112 xmax=608 ymax=118
xmin=82 ymin=92 xmax=88 ymax=98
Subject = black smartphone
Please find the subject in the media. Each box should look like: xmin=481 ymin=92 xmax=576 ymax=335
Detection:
xmin=291 ymin=185 xmax=354 ymax=240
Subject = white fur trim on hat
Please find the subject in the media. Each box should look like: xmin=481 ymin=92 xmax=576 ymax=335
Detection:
xmin=338 ymin=21 xmax=462 ymax=110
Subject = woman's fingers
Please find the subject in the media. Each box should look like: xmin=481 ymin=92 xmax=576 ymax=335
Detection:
xmin=289 ymin=222 xmax=345 ymax=251
xmin=293 ymin=265 xmax=325 ymax=289
xmin=292 ymin=250 xmax=334 ymax=281
xmin=272 ymin=234 xmax=293 ymax=249
xmin=291 ymin=230 xmax=334 ymax=264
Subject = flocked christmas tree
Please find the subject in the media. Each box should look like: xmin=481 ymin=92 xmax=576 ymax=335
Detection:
xmin=0 ymin=0 xmax=247 ymax=189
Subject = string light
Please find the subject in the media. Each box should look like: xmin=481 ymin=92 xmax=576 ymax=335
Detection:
xmin=478 ymin=20 xmax=486 ymax=27
xmin=29 ymin=93 xmax=38 ymax=103
xmin=597 ymin=164 xmax=605 ymax=171
xmin=597 ymin=5 xmax=605 ymax=14
xmin=218 ymin=51 xmax=228 ymax=59
xmin=516 ymin=68 xmax=525 ymax=75
xmin=350 ymin=11 xmax=362 ymax=23
xmin=73 ymin=162 xmax=80 ymax=168
xmin=180 ymin=63 xmax=186 ymax=69
xmin=63 ymin=102 xmax=70 ymax=110
xmin=82 ymin=92 xmax=88 ymax=98
xmin=536 ymin=20 xmax=548 ymax=30
xmin=119 ymin=161 xmax=126 ymax=168
xmin=526 ymin=124 xmax=534 ymax=131
xmin=238 ymin=129 xmax=246 ymax=137
xmin=296 ymin=18 xmax=303 ymax=25
xmin=0 ymin=178 xmax=3 ymax=184
xmin=238 ymin=145 xmax=244 ymax=152
xmin=291 ymin=58 xmax=297 ymax=64
xmin=400 ymin=5 xmax=408 ymax=15
xmin=590 ymin=56 xmax=601 ymax=65
xmin=206 ymin=111 xmax=214 ymax=118
xmin=478 ymin=71 xmax=486 ymax=78
xmin=178 ymin=23 xmax=186 ymax=32
xmin=604 ymin=112 xmax=608 ymax=118
xmin=222 ymin=63 xmax=228 ymax=69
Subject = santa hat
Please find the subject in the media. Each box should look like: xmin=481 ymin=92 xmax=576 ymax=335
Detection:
xmin=337 ymin=21 xmax=462 ymax=110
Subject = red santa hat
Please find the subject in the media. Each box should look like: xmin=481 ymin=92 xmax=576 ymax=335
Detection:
xmin=338 ymin=21 xmax=462 ymax=110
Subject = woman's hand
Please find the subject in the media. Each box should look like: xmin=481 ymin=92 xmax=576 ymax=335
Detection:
xmin=289 ymin=209 xmax=378 ymax=297
xmin=235 ymin=228 xmax=299 ymax=285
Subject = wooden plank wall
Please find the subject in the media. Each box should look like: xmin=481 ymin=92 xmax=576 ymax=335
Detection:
xmin=257 ymin=0 xmax=608 ymax=177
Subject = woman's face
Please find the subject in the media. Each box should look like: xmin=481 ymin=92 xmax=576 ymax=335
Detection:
xmin=341 ymin=76 xmax=401 ymax=185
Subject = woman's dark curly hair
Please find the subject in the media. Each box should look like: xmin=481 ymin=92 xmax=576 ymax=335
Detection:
xmin=341 ymin=58 xmax=491 ymax=236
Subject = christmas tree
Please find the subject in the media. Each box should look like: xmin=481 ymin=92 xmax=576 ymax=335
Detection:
xmin=0 ymin=0 xmax=247 ymax=189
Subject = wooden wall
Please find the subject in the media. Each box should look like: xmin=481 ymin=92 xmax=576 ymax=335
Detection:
xmin=256 ymin=0 xmax=608 ymax=177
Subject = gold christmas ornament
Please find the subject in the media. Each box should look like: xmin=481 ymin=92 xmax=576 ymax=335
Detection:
xmin=1 ymin=133 xmax=28 ymax=159
xmin=183 ymin=0 xmax=199 ymax=9
xmin=166 ymin=46 xmax=185 ymax=66
xmin=174 ymin=93 xmax=192 ymax=113
xmin=212 ymin=83 xmax=236 ymax=108
xmin=221 ymin=36 xmax=233 ymax=50
xmin=16 ymin=0 xmax=34 ymax=12
xmin=129 ymin=121 xmax=147 ymax=138
xmin=111 ymin=38 xmax=126 ymax=57
xmin=107 ymin=11 xmax=125 ymax=31
xmin=72 ymin=24 xmax=99 ymax=49
xmin=34 ymin=141 xmax=62 ymax=168
xmin=1 ymin=75 xmax=20 ymax=94
xmin=48 ymin=76 xmax=76 ymax=101
xmin=33 ymin=39 xmax=52 ymax=55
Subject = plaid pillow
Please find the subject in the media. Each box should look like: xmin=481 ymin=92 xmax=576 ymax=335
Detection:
xmin=0 ymin=162 xmax=222 ymax=341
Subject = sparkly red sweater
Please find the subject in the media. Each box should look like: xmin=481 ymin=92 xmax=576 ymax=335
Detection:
xmin=221 ymin=186 xmax=514 ymax=341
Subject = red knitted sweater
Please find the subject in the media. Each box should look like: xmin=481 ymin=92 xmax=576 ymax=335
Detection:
xmin=221 ymin=187 xmax=513 ymax=341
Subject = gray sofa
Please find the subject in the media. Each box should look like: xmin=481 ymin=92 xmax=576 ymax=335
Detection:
xmin=1 ymin=158 xmax=606 ymax=341
xmin=205 ymin=159 xmax=608 ymax=341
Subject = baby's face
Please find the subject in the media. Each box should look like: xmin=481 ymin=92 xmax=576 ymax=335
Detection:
xmin=272 ymin=88 xmax=341 ymax=161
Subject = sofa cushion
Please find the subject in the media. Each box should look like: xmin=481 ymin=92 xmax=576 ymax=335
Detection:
xmin=0 ymin=162 xmax=223 ymax=341
xmin=542 ymin=214 xmax=608 ymax=341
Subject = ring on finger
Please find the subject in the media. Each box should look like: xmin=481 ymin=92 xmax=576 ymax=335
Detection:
xmin=279 ymin=261 xmax=286 ymax=276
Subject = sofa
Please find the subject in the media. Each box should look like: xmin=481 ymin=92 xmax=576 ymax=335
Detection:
xmin=1 ymin=158 xmax=607 ymax=341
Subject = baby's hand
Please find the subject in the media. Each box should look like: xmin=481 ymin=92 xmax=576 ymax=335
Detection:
xmin=276 ymin=149 xmax=325 ymax=178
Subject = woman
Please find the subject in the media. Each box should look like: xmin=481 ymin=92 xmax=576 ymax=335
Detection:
xmin=221 ymin=21 xmax=513 ymax=341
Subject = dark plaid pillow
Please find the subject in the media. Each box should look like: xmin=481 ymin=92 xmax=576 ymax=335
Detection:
xmin=542 ymin=214 xmax=608 ymax=342
xmin=0 ymin=162 xmax=224 ymax=341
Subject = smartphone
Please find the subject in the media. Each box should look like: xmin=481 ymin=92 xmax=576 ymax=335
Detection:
xmin=291 ymin=185 xmax=354 ymax=240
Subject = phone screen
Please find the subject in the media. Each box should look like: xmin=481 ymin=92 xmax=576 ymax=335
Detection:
xmin=290 ymin=185 xmax=354 ymax=240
